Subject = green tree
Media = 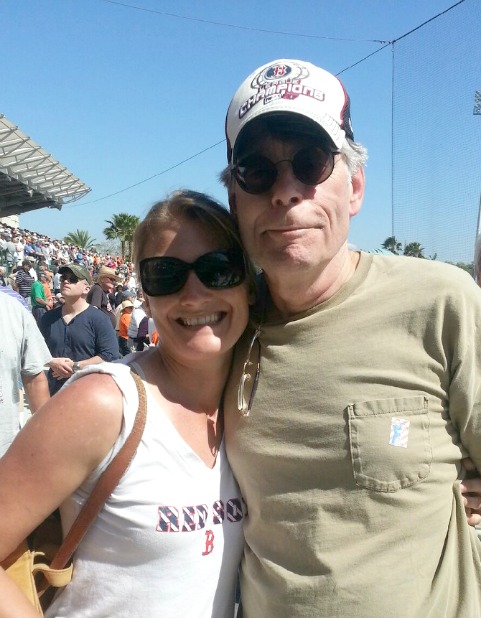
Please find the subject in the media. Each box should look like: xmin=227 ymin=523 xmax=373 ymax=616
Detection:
xmin=446 ymin=261 xmax=474 ymax=277
xmin=381 ymin=236 xmax=402 ymax=255
xmin=95 ymin=240 xmax=121 ymax=257
xmin=403 ymin=242 xmax=425 ymax=258
xmin=64 ymin=229 xmax=96 ymax=249
xmin=103 ymin=213 xmax=140 ymax=261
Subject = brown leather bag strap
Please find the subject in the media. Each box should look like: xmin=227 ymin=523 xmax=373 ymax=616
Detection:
xmin=49 ymin=370 xmax=147 ymax=571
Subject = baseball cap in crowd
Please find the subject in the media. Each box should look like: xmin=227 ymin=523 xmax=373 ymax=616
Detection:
xmin=225 ymin=58 xmax=354 ymax=162
xmin=121 ymin=288 xmax=135 ymax=300
xmin=97 ymin=265 xmax=122 ymax=282
xmin=59 ymin=263 xmax=93 ymax=284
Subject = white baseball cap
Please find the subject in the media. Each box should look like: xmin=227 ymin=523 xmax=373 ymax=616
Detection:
xmin=225 ymin=58 xmax=354 ymax=162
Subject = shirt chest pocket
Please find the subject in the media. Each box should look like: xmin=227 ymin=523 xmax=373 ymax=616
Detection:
xmin=348 ymin=396 xmax=432 ymax=492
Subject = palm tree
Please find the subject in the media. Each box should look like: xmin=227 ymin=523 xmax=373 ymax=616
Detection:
xmin=403 ymin=242 xmax=425 ymax=258
xmin=103 ymin=213 xmax=140 ymax=261
xmin=381 ymin=236 xmax=402 ymax=255
xmin=64 ymin=229 xmax=96 ymax=249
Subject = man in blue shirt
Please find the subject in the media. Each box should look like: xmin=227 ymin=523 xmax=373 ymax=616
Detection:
xmin=39 ymin=263 xmax=119 ymax=395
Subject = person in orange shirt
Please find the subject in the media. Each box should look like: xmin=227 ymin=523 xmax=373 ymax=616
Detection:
xmin=38 ymin=262 xmax=53 ymax=302
xmin=118 ymin=299 xmax=133 ymax=356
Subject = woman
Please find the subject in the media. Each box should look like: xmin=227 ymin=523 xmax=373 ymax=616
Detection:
xmin=0 ymin=190 xmax=251 ymax=617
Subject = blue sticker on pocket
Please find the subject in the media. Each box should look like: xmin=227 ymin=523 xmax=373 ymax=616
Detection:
xmin=389 ymin=417 xmax=410 ymax=448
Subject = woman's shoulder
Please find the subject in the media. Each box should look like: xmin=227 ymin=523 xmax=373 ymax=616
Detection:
xmin=56 ymin=371 xmax=124 ymax=423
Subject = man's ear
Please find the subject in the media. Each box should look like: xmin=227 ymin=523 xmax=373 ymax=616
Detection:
xmin=349 ymin=166 xmax=365 ymax=218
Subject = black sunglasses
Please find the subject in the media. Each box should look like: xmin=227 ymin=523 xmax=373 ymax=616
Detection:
xmin=139 ymin=248 xmax=246 ymax=297
xmin=233 ymin=145 xmax=340 ymax=195
xmin=60 ymin=273 xmax=79 ymax=284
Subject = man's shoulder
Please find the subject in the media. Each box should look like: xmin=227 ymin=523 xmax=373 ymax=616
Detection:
xmin=82 ymin=304 xmax=115 ymax=325
xmin=370 ymin=253 xmax=473 ymax=282
xmin=0 ymin=288 xmax=29 ymax=312
xmin=368 ymin=254 xmax=479 ymax=306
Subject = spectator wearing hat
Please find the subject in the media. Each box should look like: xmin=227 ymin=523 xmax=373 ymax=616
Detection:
xmin=113 ymin=283 xmax=125 ymax=308
xmin=39 ymin=263 xmax=119 ymax=395
xmin=127 ymin=297 xmax=149 ymax=352
xmin=86 ymin=265 xmax=120 ymax=329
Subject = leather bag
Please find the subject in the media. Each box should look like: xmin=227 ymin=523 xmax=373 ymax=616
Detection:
xmin=2 ymin=371 xmax=147 ymax=613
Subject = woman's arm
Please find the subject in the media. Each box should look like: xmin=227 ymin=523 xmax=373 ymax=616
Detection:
xmin=0 ymin=372 xmax=123 ymax=614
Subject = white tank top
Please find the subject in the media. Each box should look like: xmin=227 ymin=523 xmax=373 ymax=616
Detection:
xmin=46 ymin=362 xmax=244 ymax=617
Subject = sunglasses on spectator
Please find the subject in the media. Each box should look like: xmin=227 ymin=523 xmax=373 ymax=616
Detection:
xmin=140 ymin=248 xmax=246 ymax=297
xmin=233 ymin=145 xmax=340 ymax=195
xmin=60 ymin=274 xmax=80 ymax=284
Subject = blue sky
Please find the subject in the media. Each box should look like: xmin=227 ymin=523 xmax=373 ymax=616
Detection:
xmin=2 ymin=0 xmax=479 ymax=261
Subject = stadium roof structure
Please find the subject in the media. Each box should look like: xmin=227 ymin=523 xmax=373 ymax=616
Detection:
xmin=0 ymin=114 xmax=90 ymax=218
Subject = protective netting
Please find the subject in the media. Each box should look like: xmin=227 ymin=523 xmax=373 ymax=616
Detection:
xmin=392 ymin=0 xmax=481 ymax=264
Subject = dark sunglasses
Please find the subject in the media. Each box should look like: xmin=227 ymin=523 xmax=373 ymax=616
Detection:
xmin=60 ymin=273 xmax=79 ymax=284
xmin=233 ymin=145 xmax=340 ymax=195
xmin=139 ymin=248 xmax=246 ymax=297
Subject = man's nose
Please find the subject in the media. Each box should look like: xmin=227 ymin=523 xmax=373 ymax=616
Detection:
xmin=270 ymin=162 xmax=303 ymax=208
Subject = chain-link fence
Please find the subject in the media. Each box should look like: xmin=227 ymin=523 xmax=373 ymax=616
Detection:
xmin=392 ymin=0 xmax=481 ymax=265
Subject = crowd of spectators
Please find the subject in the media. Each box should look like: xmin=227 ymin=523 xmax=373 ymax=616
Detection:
xmin=0 ymin=221 xmax=152 ymax=357
xmin=0 ymin=221 xmax=135 ymax=279
xmin=0 ymin=222 xmax=137 ymax=297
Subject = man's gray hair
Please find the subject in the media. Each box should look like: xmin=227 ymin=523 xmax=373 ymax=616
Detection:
xmin=340 ymin=138 xmax=368 ymax=178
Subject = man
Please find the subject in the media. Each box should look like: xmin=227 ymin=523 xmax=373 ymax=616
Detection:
xmin=15 ymin=260 xmax=35 ymax=306
xmin=86 ymin=265 xmax=120 ymax=329
xmin=0 ymin=231 xmax=17 ymax=269
xmin=13 ymin=234 xmax=24 ymax=265
xmin=52 ymin=265 xmax=62 ymax=295
xmin=23 ymin=237 xmax=35 ymax=261
xmin=39 ymin=263 xmax=120 ymax=395
xmin=221 ymin=59 xmax=481 ymax=617
xmin=113 ymin=283 xmax=125 ymax=308
xmin=30 ymin=272 xmax=53 ymax=322
xmin=0 ymin=292 xmax=51 ymax=456
xmin=0 ymin=285 xmax=29 ymax=310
